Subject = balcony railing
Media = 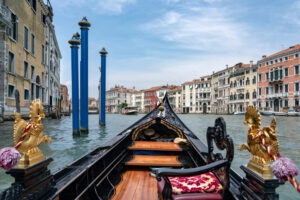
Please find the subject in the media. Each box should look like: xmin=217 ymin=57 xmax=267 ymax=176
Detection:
xmin=295 ymin=91 xmax=300 ymax=96
xmin=236 ymin=85 xmax=245 ymax=90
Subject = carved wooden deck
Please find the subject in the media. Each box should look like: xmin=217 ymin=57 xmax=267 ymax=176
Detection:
xmin=128 ymin=141 xmax=182 ymax=151
xmin=125 ymin=155 xmax=183 ymax=167
xmin=111 ymin=170 xmax=157 ymax=200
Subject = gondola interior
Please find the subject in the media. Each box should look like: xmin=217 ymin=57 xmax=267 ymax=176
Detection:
xmin=51 ymin=95 xmax=234 ymax=200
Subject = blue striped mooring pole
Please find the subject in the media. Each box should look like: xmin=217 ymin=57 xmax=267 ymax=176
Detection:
xmin=78 ymin=16 xmax=91 ymax=133
xmin=68 ymin=33 xmax=80 ymax=135
xmin=99 ymin=48 xmax=108 ymax=126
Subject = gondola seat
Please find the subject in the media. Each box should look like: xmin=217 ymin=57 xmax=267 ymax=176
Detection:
xmin=156 ymin=118 xmax=234 ymax=200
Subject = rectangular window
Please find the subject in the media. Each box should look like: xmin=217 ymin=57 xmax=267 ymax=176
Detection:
xmin=274 ymin=70 xmax=278 ymax=80
xmin=24 ymin=61 xmax=28 ymax=79
xmin=24 ymin=26 xmax=29 ymax=50
xmin=285 ymin=100 xmax=288 ymax=107
xmin=266 ymin=72 xmax=269 ymax=80
xmin=266 ymin=87 xmax=269 ymax=95
xmin=42 ymin=45 xmax=45 ymax=64
xmin=7 ymin=13 xmax=18 ymax=41
xmin=41 ymin=12 xmax=46 ymax=25
xmin=285 ymin=84 xmax=289 ymax=92
xmin=280 ymin=69 xmax=283 ymax=79
xmin=8 ymin=52 xmax=15 ymax=73
xmin=24 ymin=89 xmax=29 ymax=100
xmin=270 ymin=71 xmax=273 ymax=81
xmin=8 ymin=85 xmax=15 ymax=98
xmin=285 ymin=56 xmax=288 ymax=61
xmin=285 ymin=68 xmax=289 ymax=76
xmin=31 ymin=34 xmax=35 ymax=55
xmin=259 ymin=88 xmax=262 ymax=95
xmin=280 ymin=58 xmax=283 ymax=62
xmin=295 ymin=65 xmax=299 ymax=75
xmin=31 ymin=65 xmax=34 ymax=79
xmin=296 ymin=83 xmax=299 ymax=92
xmin=296 ymin=54 xmax=299 ymax=58
xmin=259 ymin=74 xmax=262 ymax=82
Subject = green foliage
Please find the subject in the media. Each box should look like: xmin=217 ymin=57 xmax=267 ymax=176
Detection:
xmin=119 ymin=102 xmax=128 ymax=108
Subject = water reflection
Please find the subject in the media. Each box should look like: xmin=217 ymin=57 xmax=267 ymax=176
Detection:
xmin=0 ymin=114 xmax=299 ymax=199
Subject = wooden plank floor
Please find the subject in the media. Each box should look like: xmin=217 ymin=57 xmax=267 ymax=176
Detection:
xmin=128 ymin=141 xmax=182 ymax=151
xmin=125 ymin=155 xmax=183 ymax=167
xmin=111 ymin=170 xmax=157 ymax=200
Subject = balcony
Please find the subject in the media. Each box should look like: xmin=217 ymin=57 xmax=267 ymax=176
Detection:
xmin=0 ymin=5 xmax=11 ymax=26
xmin=236 ymin=85 xmax=245 ymax=90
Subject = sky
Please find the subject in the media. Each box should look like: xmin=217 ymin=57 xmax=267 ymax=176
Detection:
xmin=50 ymin=0 xmax=300 ymax=98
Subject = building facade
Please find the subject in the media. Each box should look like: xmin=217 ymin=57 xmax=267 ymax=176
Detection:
xmin=130 ymin=90 xmax=144 ymax=113
xmin=167 ymin=86 xmax=182 ymax=113
xmin=198 ymin=75 xmax=212 ymax=113
xmin=0 ymin=0 xmax=51 ymax=116
xmin=106 ymin=86 xmax=134 ymax=113
xmin=44 ymin=3 xmax=61 ymax=109
xmin=211 ymin=66 xmax=233 ymax=114
xmin=257 ymin=45 xmax=300 ymax=112
xmin=60 ymin=84 xmax=69 ymax=112
xmin=229 ymin=62 xmax=258 ymax=113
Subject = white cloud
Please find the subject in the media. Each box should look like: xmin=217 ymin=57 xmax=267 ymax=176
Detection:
xmin=51 ymin=0 xmax=135 ymax=14
xmin=142 ymin=6 xmax=248 ymax=52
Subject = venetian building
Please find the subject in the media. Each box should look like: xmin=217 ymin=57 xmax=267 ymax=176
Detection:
xmin=0 ymin=0 xmax=52 ymax=116
xmin=182 ymin=80 xmax=197 ymax=113
xmin=131 ymin=90 xmax=144 ymax=113
xmin=167 ymin=86 xmax=182 ymax=113
xmin=229 ymin=62 xmax=258 ymax=113
xmin=44 ymin=2 xmax=61 ymax=109
xmin=257 ymin=45 xmax=300 ymax=112
xmin=197 ymin=75 xmax=212 ymax=113
xmin=211 ymin=66 xmax=233 ymax=114
xmin=106 ymin=86 xmax=135 ymax=113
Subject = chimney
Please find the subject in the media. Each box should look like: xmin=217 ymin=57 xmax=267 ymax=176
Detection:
xmin=250 ymin=60 xmax=253 ymax=67
xmin=226 ymin=64 xmax=228 ymax=69
xmin=262 ymin=55 xmax=266 ymax=59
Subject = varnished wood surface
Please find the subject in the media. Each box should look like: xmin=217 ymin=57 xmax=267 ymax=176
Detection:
xmin=111 ymin=170 xmax=157 ymax=200
xmin=128 ymin=141 xmax=182 ymax=151
xmin=126 ymin=155 xmax=183 ymax=167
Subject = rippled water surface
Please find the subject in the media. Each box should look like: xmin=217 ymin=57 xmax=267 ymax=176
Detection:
xmin=0 ymin=114 xmax=299 ymax=199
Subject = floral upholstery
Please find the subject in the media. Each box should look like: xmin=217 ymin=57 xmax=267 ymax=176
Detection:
xmin=168 ymin=172 xmax=223 ymax=195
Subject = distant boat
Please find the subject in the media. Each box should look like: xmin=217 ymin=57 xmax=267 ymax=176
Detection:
xmin=260 ymin=111 xmax=274 ymax=116
xmin=233 ymin=111 xmax=245 ymax=115
xmin=123 ymin=106 xmax=138 ymax=115
xmin=88 ymin=106 xmax=99 ymax=114
xmin=286 ymin=109 xmax=300 ymax=117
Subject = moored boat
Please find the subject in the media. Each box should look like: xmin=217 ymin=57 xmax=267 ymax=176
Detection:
xmin=233 ymin=111 xmax=245 ymax=115
xmin=123 ymin=106 xmax=138 ymax=115
xmin=0 ymin=94 xmax=283 ymax=200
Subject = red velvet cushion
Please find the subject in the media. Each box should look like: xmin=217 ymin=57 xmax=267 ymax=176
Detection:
xmin=169 ymin=172 xmax=223 ymax=195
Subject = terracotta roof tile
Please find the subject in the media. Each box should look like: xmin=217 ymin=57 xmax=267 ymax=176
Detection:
xmin=262 ymin=44 xmax=300 ymax=60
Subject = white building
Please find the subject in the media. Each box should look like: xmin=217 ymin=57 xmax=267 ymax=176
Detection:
xmin=44 ymin=4 xmax=61 ymax=109
xmin=106 ymin=86 xmax=135 ymax=113
xmin=167 ymin=86 xmax=182 ymax=113
xmin=131 ymin=90 xmax=144 ymax=113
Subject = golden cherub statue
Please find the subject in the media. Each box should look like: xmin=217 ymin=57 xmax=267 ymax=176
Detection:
xmin=239 ymin=106 xmax=279 ymax=178
xmin=13 ymin=99 xmax=52 ymax=168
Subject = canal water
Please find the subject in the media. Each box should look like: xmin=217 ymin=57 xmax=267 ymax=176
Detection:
xmin=0 ymin=114 xmax=299 ymax=199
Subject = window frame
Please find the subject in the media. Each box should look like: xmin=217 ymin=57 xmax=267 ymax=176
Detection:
xmin=31 ymin=33 xmax=35 ymax=56
xmin=7 ymin=84 xmax=15 ymax=99
xmin=295 ymin=65 xmax=299 ymax=75
xmin=24 ymin=25 xmax=29 ymax=51
xmin=24 ymin=88 xmax=30 ymax=100
xmin=8 ymin=51 xmax=15 ymax=74
xmin=24 ymin=61 xmax=29 ymax=79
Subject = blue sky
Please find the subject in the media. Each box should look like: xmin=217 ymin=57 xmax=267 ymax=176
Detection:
xmin=50 ymin=0 xmax=300 ymax=98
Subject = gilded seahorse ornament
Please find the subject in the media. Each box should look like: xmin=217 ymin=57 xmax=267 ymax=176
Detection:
xmin=14 ymin=99 xmax=51 ymax=167
xmin=238 ymin=106 xmax=279 ymax=178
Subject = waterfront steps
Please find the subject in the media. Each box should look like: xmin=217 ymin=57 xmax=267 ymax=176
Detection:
xmin=126 ymin=141 xmax=183 ymax=167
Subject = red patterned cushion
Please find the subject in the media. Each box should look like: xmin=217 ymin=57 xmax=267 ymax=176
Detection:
xmin=169 ymin=172 xmax=223 ymax=195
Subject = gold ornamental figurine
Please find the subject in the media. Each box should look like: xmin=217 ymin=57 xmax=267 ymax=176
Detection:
xmin=239 ymin=106 xmax=279 ymax=178
xmin=13 ymin=99 xmax=52 ymax=168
